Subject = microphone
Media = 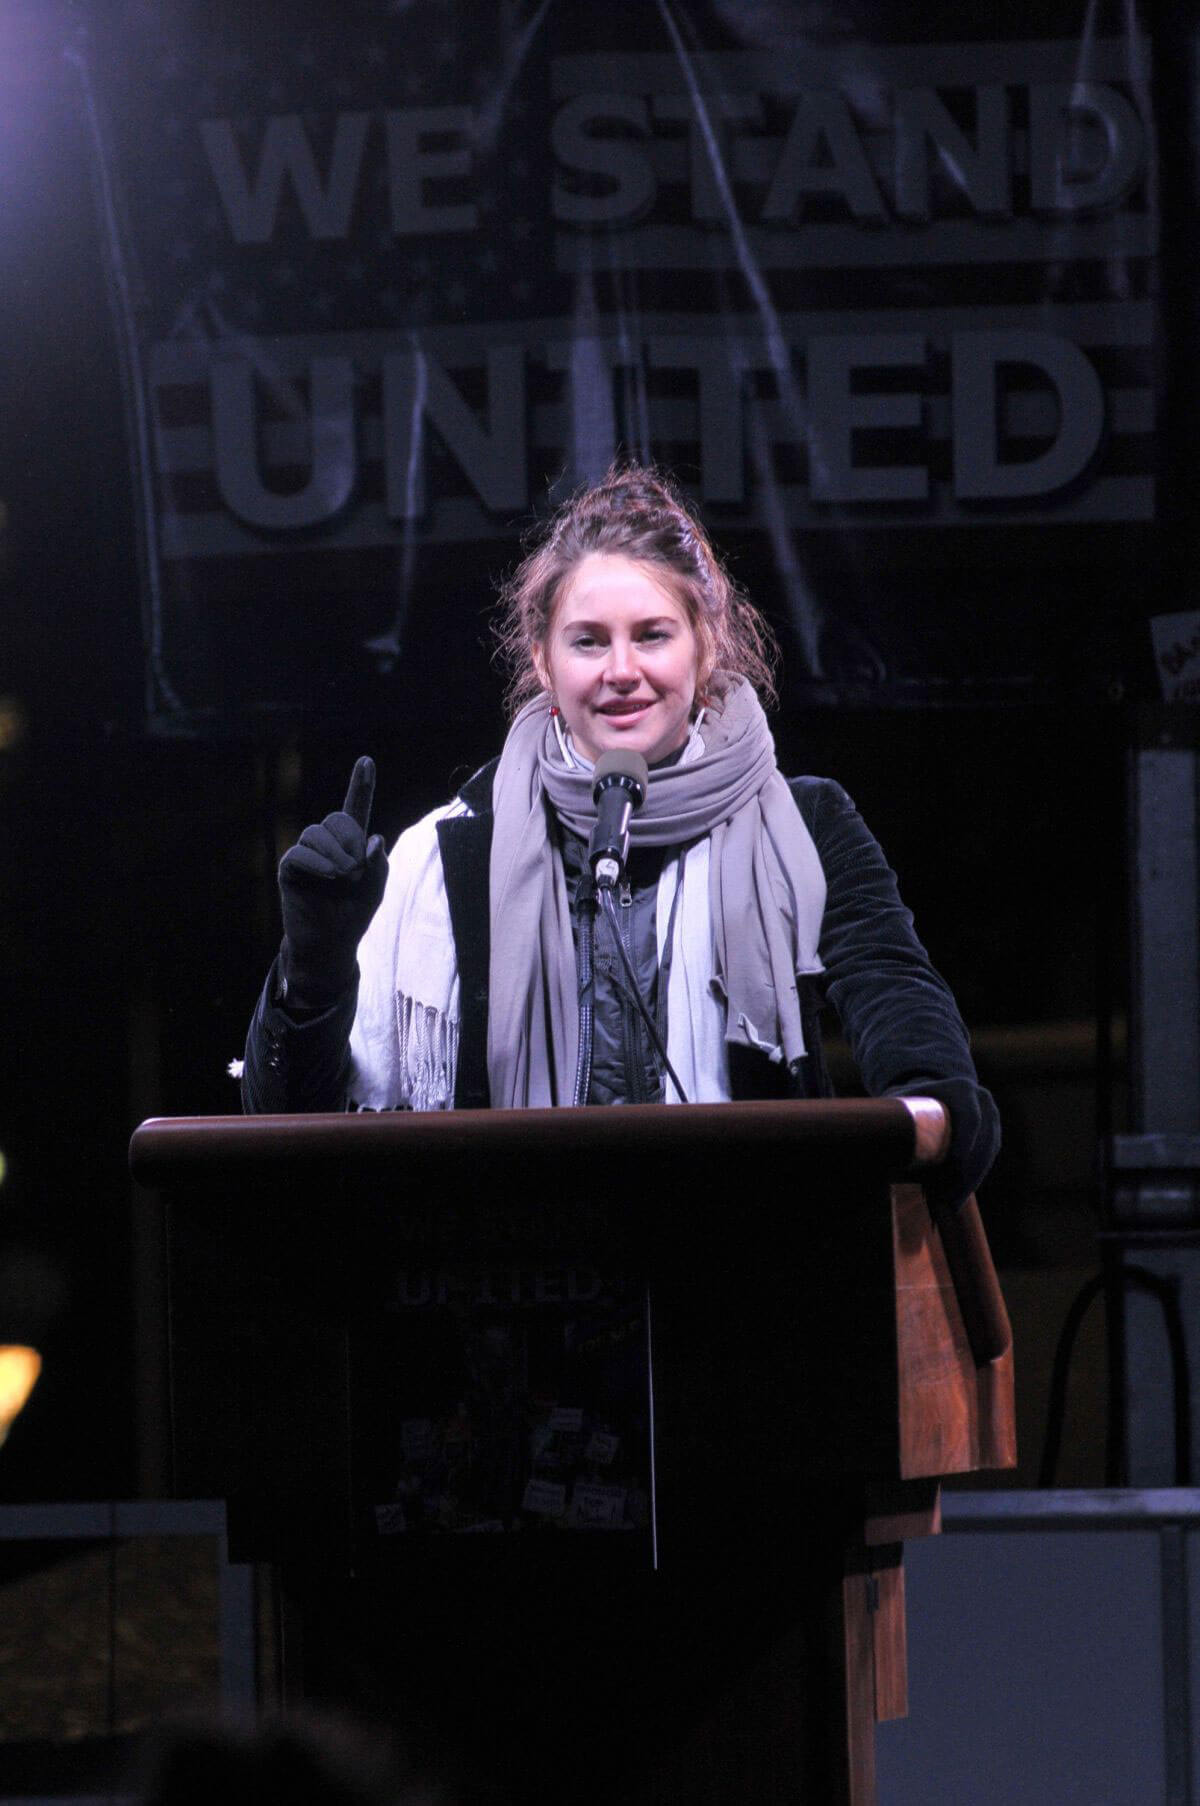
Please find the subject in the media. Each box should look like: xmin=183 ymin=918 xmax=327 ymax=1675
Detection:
xmin=588 ymin=749 xmax=649 ymax=888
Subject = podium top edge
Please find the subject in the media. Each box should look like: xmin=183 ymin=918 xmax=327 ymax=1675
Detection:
xmin=129 ymin=1096 xmax=947 ymax=1183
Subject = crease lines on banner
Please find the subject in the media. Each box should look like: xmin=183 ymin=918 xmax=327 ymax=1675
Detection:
xmin=656 ymin=0 xmax=827 ymax=675
xmin=65 ymin=31 xmax=185 ymax=719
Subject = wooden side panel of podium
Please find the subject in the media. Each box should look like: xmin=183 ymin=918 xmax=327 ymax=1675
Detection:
xmin=825 ymin=1182 xmax=1016 ymax=1806
xmin=131 ymin=1101 xmax=1015 ymax=1806
xmin=893 ymin=1183 xmax=1016 ymax=1481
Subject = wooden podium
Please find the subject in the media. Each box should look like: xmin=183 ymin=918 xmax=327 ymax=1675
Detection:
xmin=130 ymin=1098 xmax=1014 ymax=1805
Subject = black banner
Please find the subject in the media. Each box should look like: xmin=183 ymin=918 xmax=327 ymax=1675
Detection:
xmin=73 ymin=1 xmax=1159 ymax=728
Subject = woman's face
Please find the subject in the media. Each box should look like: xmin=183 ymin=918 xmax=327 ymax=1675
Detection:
xmin=536 ymin=553 xmax=703 ymax=766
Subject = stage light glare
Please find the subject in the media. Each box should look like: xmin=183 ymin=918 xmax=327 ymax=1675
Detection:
xmin=0 ymin=1149 xmax=6 ymax=1185
xmin=0 ymin=1345 xmax=41 ymax=1447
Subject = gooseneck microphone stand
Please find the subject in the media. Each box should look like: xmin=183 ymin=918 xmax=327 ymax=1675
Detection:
xmin=571 ymin=749 xmax=690 ymax=1107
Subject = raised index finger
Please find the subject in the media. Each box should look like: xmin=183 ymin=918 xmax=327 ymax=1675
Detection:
xmin=342 ymin=756 xmax=376 ymax=832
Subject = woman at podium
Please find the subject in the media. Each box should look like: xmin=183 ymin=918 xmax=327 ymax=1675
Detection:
xmin=240 ymin=465 xmax=998 ymax=1209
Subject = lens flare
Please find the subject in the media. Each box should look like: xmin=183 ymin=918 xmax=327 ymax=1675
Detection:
xmin=0 ymin=1346 xmax=41 ymax=1447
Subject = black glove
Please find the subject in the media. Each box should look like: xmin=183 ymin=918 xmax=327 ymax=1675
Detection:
xmin=277 ymin=756 xmax=389 ymax=1011
xmin=910 ymin=1075 xmax=1001 ymax=1214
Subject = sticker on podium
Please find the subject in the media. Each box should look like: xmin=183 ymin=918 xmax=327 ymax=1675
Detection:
xmin=522 ymin=1478 xmax=568 ymax=1518
xmin=568 ymin=1482 xmax=628 ymax=1528
xmin=584 ymin=1430 xmax=620 ymax=1465
xmin=549 ymin=1405 xmax=585 ymax=1433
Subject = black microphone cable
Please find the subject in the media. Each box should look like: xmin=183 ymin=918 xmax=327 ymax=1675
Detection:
xmin=572 ymin=874 xmax=597 ymax=1108
xmin=598 ymin=885 xmax=690 ymax=1105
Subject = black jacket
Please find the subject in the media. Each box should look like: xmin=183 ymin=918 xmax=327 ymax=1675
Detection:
xmin=242 ymin=764 xmax=999 ymax=1207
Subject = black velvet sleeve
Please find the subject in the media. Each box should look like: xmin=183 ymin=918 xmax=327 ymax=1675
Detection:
xmin=239 ymin=950 xmax=357 ymax=1114
xmin=791 ymin=776 xmax=1000 ymax=1210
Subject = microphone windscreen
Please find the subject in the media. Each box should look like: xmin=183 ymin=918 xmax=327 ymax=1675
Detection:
xmin=592 ymin=748 xmax=649 ymax=804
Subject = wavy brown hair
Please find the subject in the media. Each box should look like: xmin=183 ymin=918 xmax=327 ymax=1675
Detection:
xmin=494 ymin=465 xmax=779 ymax=717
